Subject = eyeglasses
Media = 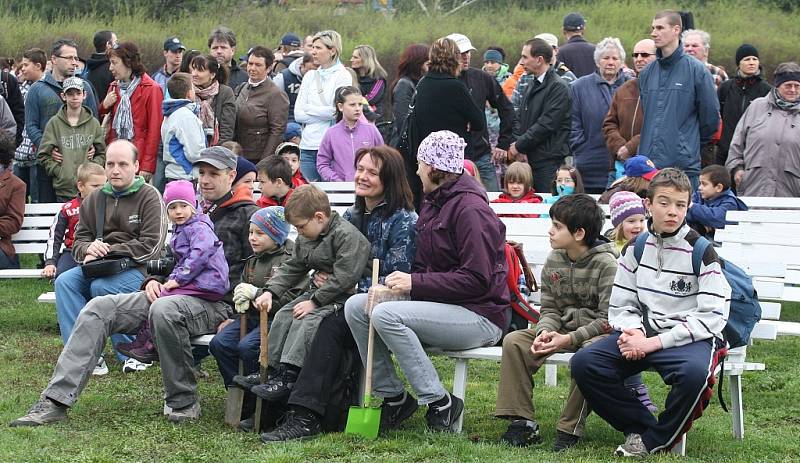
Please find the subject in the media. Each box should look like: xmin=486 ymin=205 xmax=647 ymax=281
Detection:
xmin=632 ymin=52 xmax=654 ymax=58
xmin=55 ymin=55 xmax=80 ymax=62
xmin=294 ymin=218 xmax=314 ymax=232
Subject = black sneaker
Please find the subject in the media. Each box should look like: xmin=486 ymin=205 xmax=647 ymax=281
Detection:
xmin=425 ymin=393 xmax=464 ymax=432
xmin=379 ymin=391 xmax=419 ymax=432
xmin=9 ymin=397 xmax=68 ymax=427
xmin=239 ymin=416 xmax=254 ymax=432
xmin=553 ymin=430 xmax=581 ymax=451
xmin=251 ymin=366 xmax=297 ymax=402
xmin=232 ymin=373 xmax=261 ymax=392
xmin=500 ymin=419 xmax=541 ymax=447
xmin=260 ymin=410 xmax=321 ymax=443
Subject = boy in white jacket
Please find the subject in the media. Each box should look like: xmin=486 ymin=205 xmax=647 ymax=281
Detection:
xmin=572 ymin=168 xmax=731 ymax=458
xmin=161 ymin=73 xmax=206 ymax=182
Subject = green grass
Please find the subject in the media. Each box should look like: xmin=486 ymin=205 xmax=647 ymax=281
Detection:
xmin=0 ymin=0 xmax=798 ymax=77
xmin=1 ymin=278 xmax=799 ymax=462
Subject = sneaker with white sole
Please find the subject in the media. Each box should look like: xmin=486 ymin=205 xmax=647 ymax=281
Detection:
xmin=167 ymin=401 xmax=201 ymax=423
xmin=92 ymin=356 xmax=109 ymax=376
xmin=122 ymin=357 xmax=152 ymax=373
xmin=615 ymin=433 xmax=650 ymax=457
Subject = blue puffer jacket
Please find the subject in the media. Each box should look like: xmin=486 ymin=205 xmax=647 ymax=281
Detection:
xmin=570 ymin=71 xmax=631 ymax=190
xmin=687 ymin=188 xmax=748 ymax=230
xmin=344 ymin=202 xmax=417 ymax=293
xmin=637 ymin=45 xmax=719 ymax=177
xmin=162 ymin=212 xmax=230 ymax=300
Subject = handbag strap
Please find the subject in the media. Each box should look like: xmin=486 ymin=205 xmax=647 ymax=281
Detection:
xmin=95 ymin=193 xmax=106 ymax=242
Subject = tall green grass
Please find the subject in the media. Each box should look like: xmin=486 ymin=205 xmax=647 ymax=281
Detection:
xmin=0 ymin=0 xmax=797 ymax=77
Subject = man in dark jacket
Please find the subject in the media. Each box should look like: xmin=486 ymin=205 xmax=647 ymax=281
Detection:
xmin=448 ymin=33 xmax=515 ymax=192
xmin=86 ymin=30 xmax=117 ymax=102
xmin=0 ymin=69 xmax=25 ymax=146
xmin=638 ymin=10 xmax=719 ymax=188
xmin=26 ymin=38 xmax=99 ymax=203
xmin=510 ymin=38 xmax=572 ymax=193
xmin=209 ymin=26 xmax=248 ymax=90
xmin=557 ymin=13 xmax=596 ymax=78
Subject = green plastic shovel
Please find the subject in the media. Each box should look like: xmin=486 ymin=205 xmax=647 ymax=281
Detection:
xmin=345 ymin=259 xmax=381 ymax=439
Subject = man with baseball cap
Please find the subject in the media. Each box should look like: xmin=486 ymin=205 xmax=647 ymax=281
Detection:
xmin=557 ymin=13 xmax=596 ymax=78
xmin=272 ymin=33 xmax=304 ymax=75
xmin=445 ymin=33 xmax=514 ymax=192
xmin=151 ymin=37 xmax=186 ymax=92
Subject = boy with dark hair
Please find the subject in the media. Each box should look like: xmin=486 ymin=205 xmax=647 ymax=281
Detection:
xmin=42 ymin=162 xmax=107 ymax=280
xmin=572 ymin=168 xmax=731 ymax=457
xmin=37 ymin=77 xmax=106 ymax=202
xmin=686 ymin=164 xmax=747 ymax=239
xmin=256 ymin=154 xmax=294 ymax=207
xmin=276 ymin=141 xmax=307 ymax=187
xmin=161 ymin=72 xmax=206 ymax=182
xmin=495 ymin=193 xmax=620 ymax=451
xmin=250 ymin=184 xmax=370 ymax=404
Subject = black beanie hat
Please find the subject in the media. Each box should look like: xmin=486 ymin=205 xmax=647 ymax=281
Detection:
xmin=735 ymin=44 xmax=759 ymax=66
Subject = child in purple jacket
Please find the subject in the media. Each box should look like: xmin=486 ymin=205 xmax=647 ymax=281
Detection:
xmin=118 ymin=180 xmax=230 ymax=362
xmin=316 ymin=86 xmax=383 ymax=181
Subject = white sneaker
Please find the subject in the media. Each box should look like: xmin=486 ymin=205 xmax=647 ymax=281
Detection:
xmin=122 ymin=357 xmax=153 ymax=373
xmin=92 ymin=357 xmax=109 ymax=376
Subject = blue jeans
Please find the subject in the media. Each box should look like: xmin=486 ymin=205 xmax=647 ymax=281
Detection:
xmin=13 ymin=163 xmax=37 ymax=202
xmin=345 ymin=293 xmax=502 ymax=404
xmin=300 ymin=149 xmax=321 ymax=182
xmin=54 ymin=266 xmax=143 ymax=361
xmin=473 ymin=153 xmax=500 ymax=192
xmin=209 ymin=315 xmax=261 ymax=386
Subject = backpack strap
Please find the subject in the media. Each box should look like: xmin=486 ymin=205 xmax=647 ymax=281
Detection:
xmin=691 ymin=236 xmax=712 ymax=277
xmin=633 ymin=231 xmax=649 ymax=265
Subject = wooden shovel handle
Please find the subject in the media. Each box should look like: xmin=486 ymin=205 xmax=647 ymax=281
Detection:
xmin=364 ymin=258 xmax=380 ymax=404
xmin=259 ymin=308 xmax=268 ymax=368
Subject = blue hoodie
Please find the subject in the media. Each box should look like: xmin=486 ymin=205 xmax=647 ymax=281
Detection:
xmin=637 ymin=44 xmax=719 ymax=178
xmin=24 ymin=72 xmax=98 ymax=147
xmin=161 ymin=99 xmax=206 ymax=180
xmin=687 ymin=188 xmax=748 ymax=230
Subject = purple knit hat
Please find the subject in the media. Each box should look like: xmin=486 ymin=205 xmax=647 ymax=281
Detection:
xmin=163 ymin=180 xmax=197 ymax=211
xmin=609 ymin=191 xmax=646 ymax=227
xmin=416 ymin=130 xmax=466 ymax=174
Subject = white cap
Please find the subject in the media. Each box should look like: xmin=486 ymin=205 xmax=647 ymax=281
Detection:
xmin=446 ymin=33 xmax=476 ymax=53
xmin=535 ymin=33 xmax=559 ymax=48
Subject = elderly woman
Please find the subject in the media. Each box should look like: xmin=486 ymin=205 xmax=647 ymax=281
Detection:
xmin=294 ymin=30 xmax=352 ymax=181
xmin=350 ymin=45 xmax=388 ymax=118
xmin=408 ymin=37 xmax=485 ymax=207
xmin=569 ymin=37 xmax=630 ymax=193
xmin=100 ymin=42 xmax=163 ymax=181
xmin=345 ymin=131 xmax=507 ymax=433
xmin=190 ymin=54 xmax=236 ymax=146
xmin=727 ymin=62 xmax=800 ymax=197
xmin=716 ymin=44 xmax=772 ymax=165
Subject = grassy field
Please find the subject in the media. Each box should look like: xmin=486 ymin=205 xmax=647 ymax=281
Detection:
xmin=1 ymin=276 xmax=799 ymax=462
xmin=0 ymin=0 xmax=798 ymax=78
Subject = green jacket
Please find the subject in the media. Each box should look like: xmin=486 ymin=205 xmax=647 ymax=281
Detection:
xmin=37 ymin=105 xmax=106 ymax=198
xmin=536 ymin=238 xmax=619 ymax=347
xmin=265 ymin=211 xmax=370 ymax=307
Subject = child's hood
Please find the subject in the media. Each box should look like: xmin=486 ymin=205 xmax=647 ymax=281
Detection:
xmin=553 ymin=235 xmax=619 ymax=267
xmin=174 ymin=212 xmax=215 ymax=233
xmin=55 ymin=105 xmax=96 ymax=126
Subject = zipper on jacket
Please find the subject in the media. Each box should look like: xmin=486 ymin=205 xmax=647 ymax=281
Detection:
xmin=569 ymin=261 xmax=576 ymax=298
xmin=656 ymin=234 xmax=664 ymax=277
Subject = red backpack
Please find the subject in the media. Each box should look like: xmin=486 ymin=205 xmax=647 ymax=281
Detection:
xmin=505 ymin=241 xmax=539 ymax=326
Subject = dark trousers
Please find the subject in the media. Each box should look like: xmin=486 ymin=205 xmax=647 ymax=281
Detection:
xmin=0 ymin=249 xmax=20 ymax=269
xmin=55 ymin=251 xmax=78 ymax=277
xmin=572 ymin=332 xmax=720 ymax=453
xmin=530 ymin=158 xmax=562 ymax=194
xmin=287 ymin=310 xmax=360 ymax=418
xmin=209 ymin=315 xmax=261 ymax=386
xmin=35 ymin=164 xmax=56 ymax=203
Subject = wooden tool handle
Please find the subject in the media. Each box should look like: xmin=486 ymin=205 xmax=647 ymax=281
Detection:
xmin=259 ymin=309 xmax=268 ymax=369
xmin=364 ymin=258 xmax=380 ymax=404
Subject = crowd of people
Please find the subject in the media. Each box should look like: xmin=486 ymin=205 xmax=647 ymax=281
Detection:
xmin=0 ymin=7 xmax=798 ymax=458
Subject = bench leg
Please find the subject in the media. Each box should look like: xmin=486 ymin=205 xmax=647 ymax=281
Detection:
xmin=670 ymin=434 xmax=686 ymax=456
xmin=452 ymin=358 xmax=468 ymax=433
xmin=544 ymin=364 xmax=558 ymax=387
xmin=729 ymin=373 xmax=744 ymax=440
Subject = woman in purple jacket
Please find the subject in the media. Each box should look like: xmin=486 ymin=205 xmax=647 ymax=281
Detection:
xmin=316 ymin=86 xmax=384 ymax=181
xmin=345 ymin=130 xmax=508 ymax=433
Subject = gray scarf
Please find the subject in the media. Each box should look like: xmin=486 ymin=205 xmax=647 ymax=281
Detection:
xmin=112 ymin=76 xmax=142 ymax=140
xmin=773 ymin=87 xmax=800 ymax=111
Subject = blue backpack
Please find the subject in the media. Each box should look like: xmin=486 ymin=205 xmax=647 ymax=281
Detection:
xmin=633 ymin=232 xmax=761 ymax=348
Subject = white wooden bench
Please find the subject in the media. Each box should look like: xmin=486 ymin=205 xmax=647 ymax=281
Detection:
xmin=1 ymin=203 xmax=62 ymax=279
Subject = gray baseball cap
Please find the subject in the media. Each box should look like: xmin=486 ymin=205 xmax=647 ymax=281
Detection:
xmin=193 ymin=146 xmax=237 ymax=170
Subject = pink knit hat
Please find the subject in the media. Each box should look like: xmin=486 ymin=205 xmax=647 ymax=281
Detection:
xmin=609 ymin=191 xmax=646 ymax=227
xmin=417 ymin=130 xmax=466 ymax=174
xmin=163 ymin=180 xmax=197 ymax=211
